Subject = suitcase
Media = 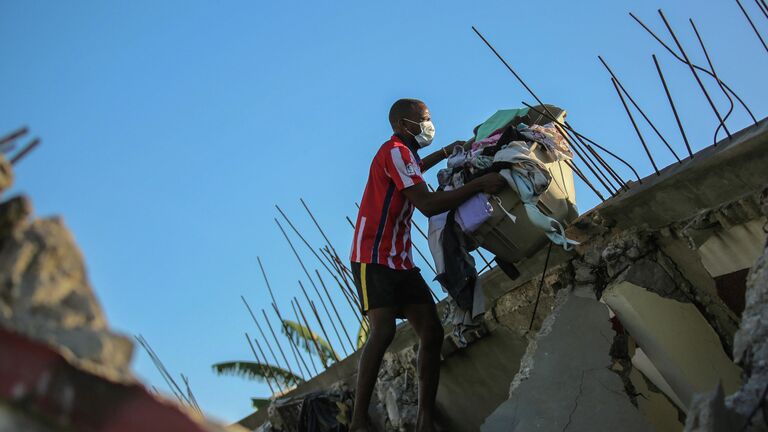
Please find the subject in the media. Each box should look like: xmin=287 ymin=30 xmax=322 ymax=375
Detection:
xmin=468 ymin=105 xmax=578 ymax=263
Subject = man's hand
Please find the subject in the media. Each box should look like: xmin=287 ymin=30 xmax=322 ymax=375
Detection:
xmin=443 ymin=140 xmax=466 ymax=155
xmin=422 ymin=140 xmax=468 ymax=172
xmin=471 ymin=173 xmax=507 ymax=194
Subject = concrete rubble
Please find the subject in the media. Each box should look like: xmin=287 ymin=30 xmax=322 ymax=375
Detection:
xmin=482 ymin=290 xmax=655 ymax=431
xmin=0 ymin=154 xmax=246 ymax=432
xmin=376 ymin=349 xmax=419 ymax=432
xmin=3 ymin=116 xmax=766 ymax=431
xmin=683 ymin=189 xmax=768 ymax=432
xmin=241 ymin=119 xmax=768 ymax=431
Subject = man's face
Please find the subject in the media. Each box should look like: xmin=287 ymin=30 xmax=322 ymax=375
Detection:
xmin=400 ymin=104 xmax=431 ymax=138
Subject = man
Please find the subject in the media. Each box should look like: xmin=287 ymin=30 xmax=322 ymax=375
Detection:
xmin=349 ymin=98 xmax=506 ymax=431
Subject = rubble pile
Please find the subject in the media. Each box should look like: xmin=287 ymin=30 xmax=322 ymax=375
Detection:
xmin=0 ymin=154 xmax=244 ymax=432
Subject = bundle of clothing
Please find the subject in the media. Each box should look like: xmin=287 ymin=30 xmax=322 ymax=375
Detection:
xmin=428 ymin=111 xmax=579 ymax=347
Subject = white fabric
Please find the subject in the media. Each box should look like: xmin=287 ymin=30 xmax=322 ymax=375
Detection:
xmin=427 ymin=212 xmax=449 ymax=276
xmin=428 ymin=209 xmax=487 ymax=349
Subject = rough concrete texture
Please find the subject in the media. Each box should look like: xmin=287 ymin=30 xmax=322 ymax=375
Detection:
xmin=481 ymin=290 xmax=654 ymax=432
xmin=376 ymin=348 xmax=419 ymax=431
xmin=0 ymin=164 xmax=248 ymax=431
xmin=592 ymin=118 xmax=768 ymax=230
xmin=0 ymin=155 xmax=12 ymax=192
xmin=0 ymin=202 xmax=133 ymax=381
xmin=570 ymin=211 xmax=740 ymax=355
xmin=685 ymin=384 xmax=741 ymax=432
xmin=0 ymin=404 xmax=61 ymax=432
xmin=683 ymin=189 xmax=768 ymax=432
xmin=727 ymin=230 xmax=768 ymax=426
xmin=697 ymin=219 xmax=766 ymax=278
xmin=628 ymin=367 xmax=684 ymax=432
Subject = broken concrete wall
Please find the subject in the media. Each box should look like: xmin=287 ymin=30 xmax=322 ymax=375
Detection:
xmin=245 ymin=120 xmax=768 ymax=431
xmin=0 ymin=193 xmax=133 ymax=382
xmin=0 ymin=154 xmax=246 ymax=432
xmin=684 ymin=189 xmax=768 ymax=432
xmin=602 ymin=277 xmax=742 ymax=409
xmin=482 ymin=290 xmax=655 ymax=431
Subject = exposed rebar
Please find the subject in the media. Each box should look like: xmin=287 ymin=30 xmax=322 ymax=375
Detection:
xmin=305 ymin=276 xmax=350 ymax=357
xmin=241 ymin=295 xmax=287 ymax=391
xmin=275 ymin=206 xmax=336 ymax=277
xmin=316 ymin=269 xmax=356 ymax=351
xmin=528 ymin=243 xmax=553 ymax=331
xmin=300 ymin=198 xmax=339 ymax=257
xmin=522 ymin=103 xmax=643 ymax=183
xmin=736 ymin=0 xmax=768 ymax=53
xmin=598 ymin=56 xmax=681 ymax=162
xmin=0 ymin=126 xmax=28 ymax=150
xmin=658 ymin=9 xmax=731 ymax=139
xmin=564 ymin=159 xmax=605 ymax=201
xmin=294 ymin=297 xmax=329 ymax=370
xmin=652 ymin=55 xmax=692 ymax=158
xmin=245 ymin=332 xmax=275 ymax=394
xmin=689 ymin=18 xmax=736 ymax=146
xmin=10 ymin=138 xmax=41 ymax=165
xmin=629 ymin=12 xmax=758 ymax=125
xmin=290 ymin=300 xmax=319 ymax=375
xmin=250 ymin=332 xmax=284 ymax=393
xmin=611 ymin=78 xmax=660 ymax=175
xmin=262 ymin=308 xmax=300 ymax=381
xmin=271 ymin=302 xmax=311 ymax=379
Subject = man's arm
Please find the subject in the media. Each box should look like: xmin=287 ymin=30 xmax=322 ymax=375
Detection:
xmin=420 ymin=140 xmax=469 ymax=172
xmin=401 ymin=173 xmax=507 ymax=217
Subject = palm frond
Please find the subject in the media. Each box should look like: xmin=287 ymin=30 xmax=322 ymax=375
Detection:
xmin=212 ymin=361 xmax=303 ymax=387
xmin=357 ymin=319 xmax=369 ymax=349
xmin=251 ymin=397 xmax=271 ymax=411
xmin=282 ymin=319 xmax=340 ymax=366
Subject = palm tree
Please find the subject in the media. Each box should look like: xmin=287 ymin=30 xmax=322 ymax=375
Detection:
xmin=212 ymin=361 xmax=303 ymax=387
xmin=212 ymin=360 xmax=303 ymax=410
xmin=282 ymin=319 xmax=340 ymax=367
xmin=212 ymin=318 xmax=341 ymax=409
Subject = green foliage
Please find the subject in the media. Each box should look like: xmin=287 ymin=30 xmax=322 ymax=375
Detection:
xmin=251 ymin=397 xmax=271 ymax=411
xmin=211 ymin=361 xmax=303 ymax=387
xmin=281 ymin=319 xmax=340 ymax=366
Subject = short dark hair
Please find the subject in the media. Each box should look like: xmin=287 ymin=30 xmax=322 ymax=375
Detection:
xmin=389 ymin=98 xmax=425 ymax=128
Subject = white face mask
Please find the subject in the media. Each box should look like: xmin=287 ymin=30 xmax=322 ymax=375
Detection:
xmin=403 ymin=118 xmax=435 ymax=148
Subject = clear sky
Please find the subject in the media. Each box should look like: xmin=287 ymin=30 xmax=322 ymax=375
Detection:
xmin=2 ymin=0 xmax=766 ymax=424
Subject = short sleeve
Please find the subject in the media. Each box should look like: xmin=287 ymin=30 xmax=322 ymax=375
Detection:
xmin=385 ymin=145 xmax=424 ymax=191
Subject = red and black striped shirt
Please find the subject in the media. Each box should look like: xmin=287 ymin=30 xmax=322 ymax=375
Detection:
xmin=350 ymin=135 xmax=424 ymax=270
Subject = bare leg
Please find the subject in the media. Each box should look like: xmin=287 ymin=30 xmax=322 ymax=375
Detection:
xmin=402 ymin=302 xmax=444 ymax=432
xmin=350 ymin=307 xmax=398 ymax=431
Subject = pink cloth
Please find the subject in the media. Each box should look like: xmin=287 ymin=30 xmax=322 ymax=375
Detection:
xmin=471 ymin=129 xmax=504 ymax=154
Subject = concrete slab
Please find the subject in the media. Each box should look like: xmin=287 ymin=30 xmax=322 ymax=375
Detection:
xmin=602 ymin=282 xmax=742 ymax=410
xmin=481 ymin=291 xmax=653 ymax=432
xmin=436 ymin=327 xmax=528 ymax=431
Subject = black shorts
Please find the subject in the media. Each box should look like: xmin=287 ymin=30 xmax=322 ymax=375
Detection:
xmin=350 ymin=262 xmax=434 ymax=317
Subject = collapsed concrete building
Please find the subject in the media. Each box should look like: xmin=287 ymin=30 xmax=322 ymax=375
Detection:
xmin=1 ymin=122 xmax=766 ymax=431
xmin=1 ymin=116 xmax=766 ymax=432
xmin=239 ymin=119 xmax=768 ymax=432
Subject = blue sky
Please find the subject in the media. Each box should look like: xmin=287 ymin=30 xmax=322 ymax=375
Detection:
xmin=2 ymin=0 xmax=766 ymax=424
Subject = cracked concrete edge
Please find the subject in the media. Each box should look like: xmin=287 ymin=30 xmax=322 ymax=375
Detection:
xmin=507 ymin=288 xmax=570 ymax=396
